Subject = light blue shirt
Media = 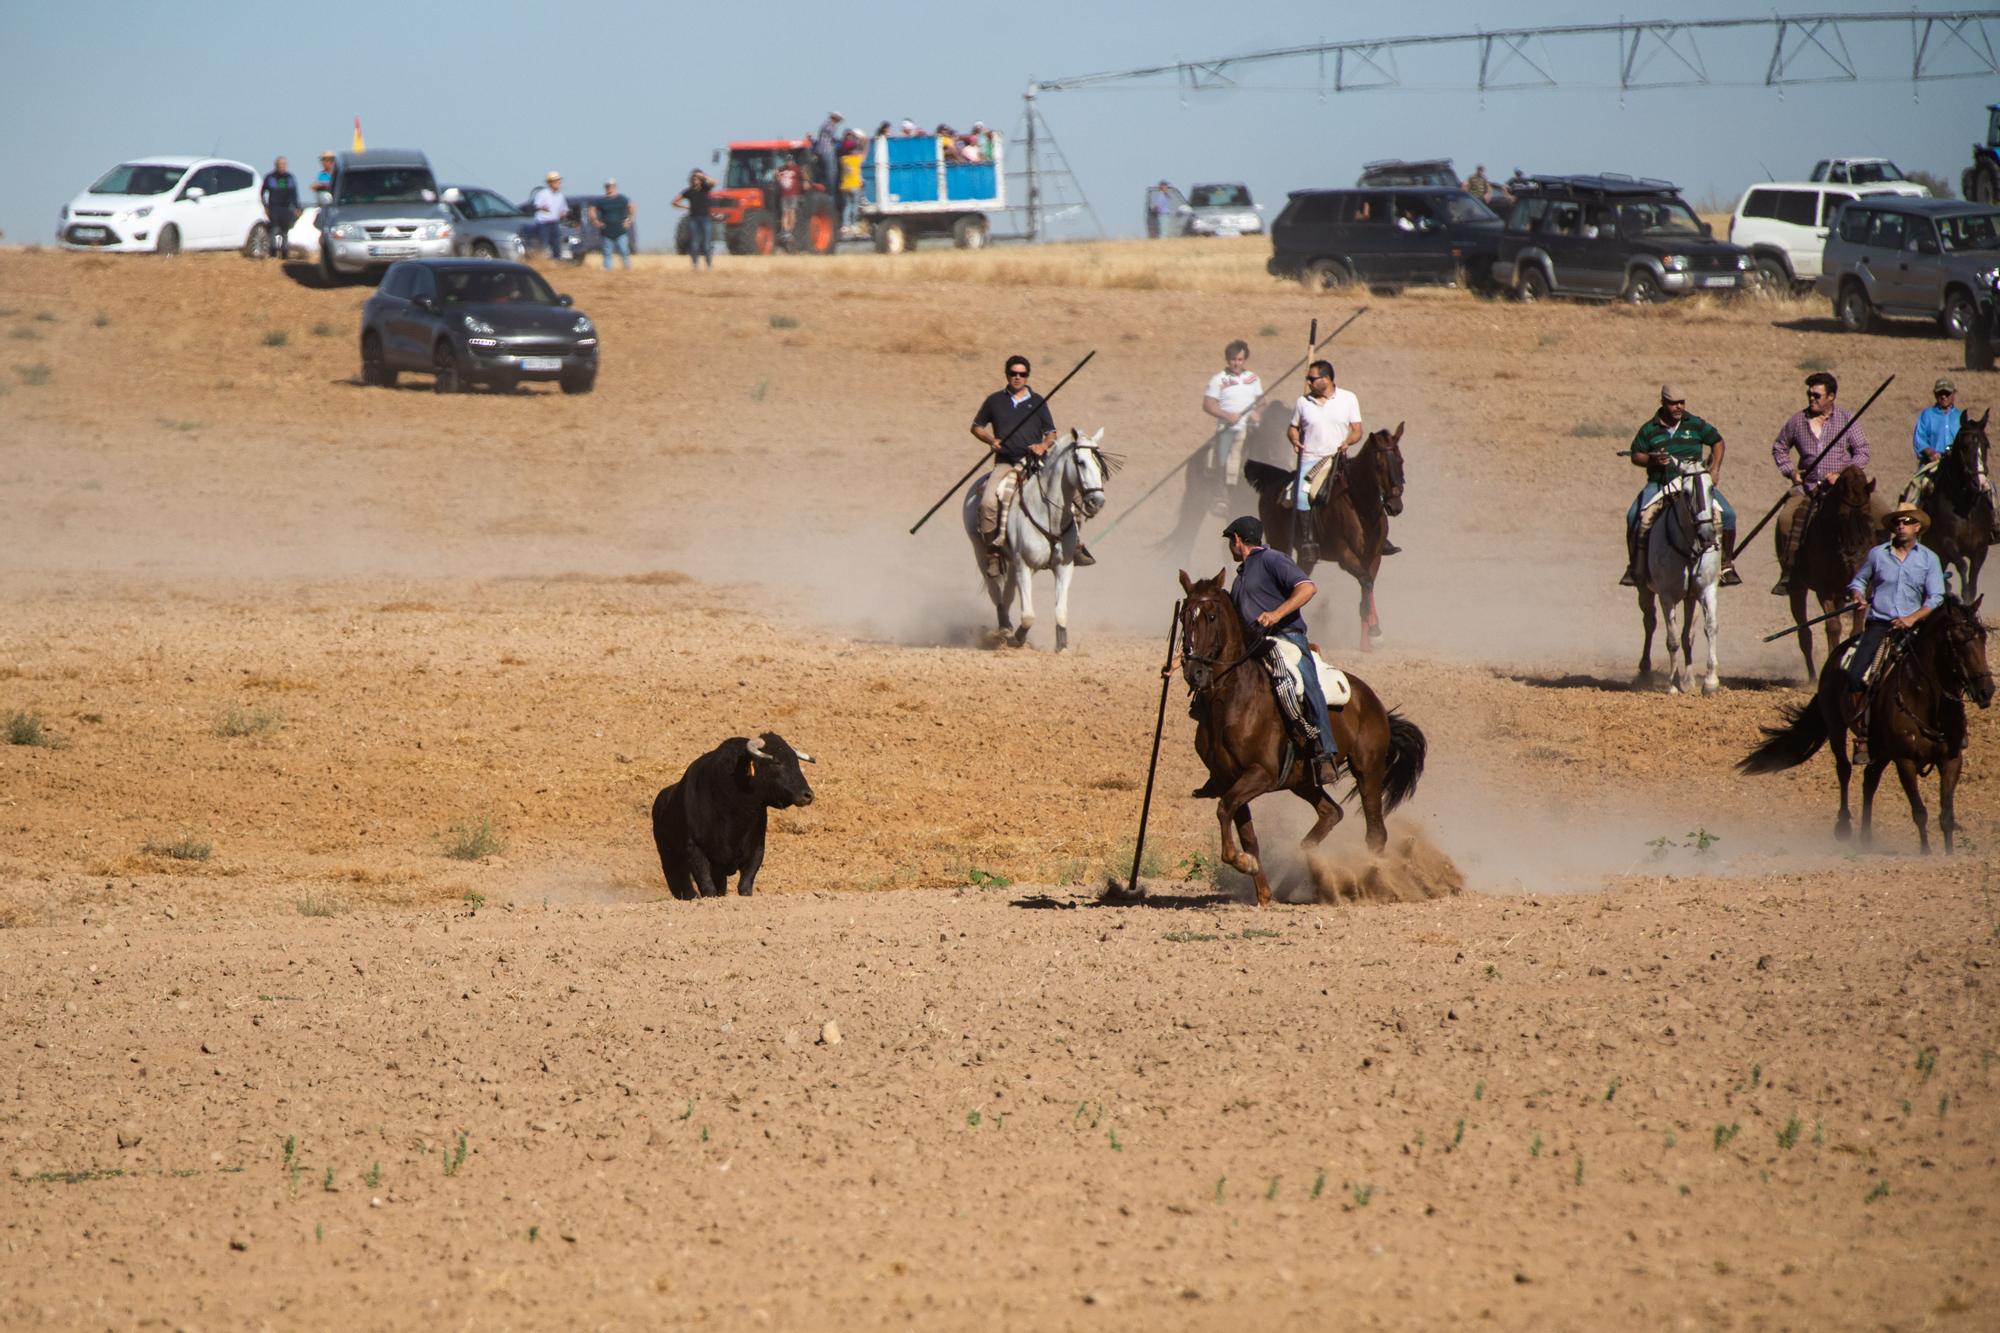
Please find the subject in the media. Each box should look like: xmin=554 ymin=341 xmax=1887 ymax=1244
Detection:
xmin=1848 ymin=540 xmax=1945 ymax=622
xmin=1913 ymin=404 xmax=1962 ymax=460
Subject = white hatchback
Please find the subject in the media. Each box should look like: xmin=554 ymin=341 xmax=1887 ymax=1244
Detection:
xmin=58 ymin=157 xmax=268 ymax=255
xmin=1727 ymin=181 xmax=1922 ymax=292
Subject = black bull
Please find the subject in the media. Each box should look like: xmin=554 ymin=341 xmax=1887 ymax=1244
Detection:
xmin=651 ymin=732 xmax=815 ymax=899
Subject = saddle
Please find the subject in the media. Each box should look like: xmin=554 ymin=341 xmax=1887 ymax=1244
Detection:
xmin=1243 ymin=457 xmax=1344 ymax=510
xmin=1835 ymin=629 xmax=1909 ymax=690
xmin=1263 ymin=637 xmax=1351 ymax=768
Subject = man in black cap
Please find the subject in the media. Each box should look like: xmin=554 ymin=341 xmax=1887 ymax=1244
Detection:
xmin=1219 ymin=514 xmax=1340 ymax=782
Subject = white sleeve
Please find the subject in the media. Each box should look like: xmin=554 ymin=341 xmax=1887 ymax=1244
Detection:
xmin=1290 ymin=396 xmax=1307 ymax=428
xmin=1205 ymin=371 xmax=1226 ymax=401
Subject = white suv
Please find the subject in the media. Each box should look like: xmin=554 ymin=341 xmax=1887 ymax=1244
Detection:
xmin=1728 ymin=181 xmax=1919 ymax=293
xmin=58 ymin=157 xmax=267 ymax=255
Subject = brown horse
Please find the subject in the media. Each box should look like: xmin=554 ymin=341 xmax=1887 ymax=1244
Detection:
xmin=1247 ymin=424 xmax=1406 ymax=651
xmin=1783 ymin=464 xmax=1885 ymax=679
xmin=1176 ymin=569 xmax=1427 ymax=905
xmin=1919 ymin=408 xmax=1995 ymax=601
xmin=1740 ymin=595 xmax=1993 ymax=852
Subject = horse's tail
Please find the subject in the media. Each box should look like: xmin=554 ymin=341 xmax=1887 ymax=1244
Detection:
xmin=1378 ymin=710 xmax=1426 ymax=813
xmin=1736 ymin=699 xmax=1827 ymax=775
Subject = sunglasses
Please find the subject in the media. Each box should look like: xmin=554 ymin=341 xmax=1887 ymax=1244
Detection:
xmin=1806 ymin=390 xmax=1830 ymax=400
xmin=1006 ymin=369 xmax=1029 ymax=378
xmin=1894 ymin=516 xmax=1921 ymax=526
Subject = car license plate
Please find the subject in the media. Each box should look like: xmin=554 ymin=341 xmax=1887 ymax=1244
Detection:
xmin=1701 ymin=275 xmax=1736 ymax=288
xmin=72 ymin=226 xmax=108 ymax=240
xmin=519 ymin=356 xmax=562 ymax=372
xmin=368 ymin=244 xmax=416 ymax=258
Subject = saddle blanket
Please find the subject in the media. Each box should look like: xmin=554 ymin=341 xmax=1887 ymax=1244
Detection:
xmin=1279 ymin=456 xmax=1338 ymax=509
xmin=1269 ymin=636 xmax=1352 ymax=708
xmin=1835 ymin=631 xmax=1903 ymax=688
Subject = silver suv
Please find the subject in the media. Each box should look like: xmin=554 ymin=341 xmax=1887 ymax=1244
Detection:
xmin=313 ymin=149 xmax=455 ymax=285
xmin=1817 ymin=196 xmax=2000 ymax=339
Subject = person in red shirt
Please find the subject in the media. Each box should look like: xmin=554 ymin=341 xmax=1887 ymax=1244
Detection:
xmin=773 ymin=158 xmax=804 ymax=242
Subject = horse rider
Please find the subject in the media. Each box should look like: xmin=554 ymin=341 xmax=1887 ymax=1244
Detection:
xmin=1287 ymin=360 xmax=1400 ymax=555
xmin=1842 ymin=502 xmax=1945 ymax=764
xmin=971 ymin=356 xmax=1094 ymax=576
xmin=1203 ymin=339 xmax=1263 ymax=494
xmin=1902 ymin=377 xmax=1984 ymax=507
xmin=1771 ymin=371 xmax=1872 ymax=596
xmin=1621 ymin=384 xmax=1741 ymax=587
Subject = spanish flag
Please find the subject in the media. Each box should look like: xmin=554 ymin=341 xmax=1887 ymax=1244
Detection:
xmin=351 ymin=117 xmax=365 ymax=152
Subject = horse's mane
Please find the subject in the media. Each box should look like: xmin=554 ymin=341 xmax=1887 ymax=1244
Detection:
xmin=1830 ymin=463 xmax=1872 ymax=506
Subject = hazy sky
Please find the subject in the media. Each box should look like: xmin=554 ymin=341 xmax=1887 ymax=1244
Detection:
xmin=1 ymin=0 xmax=1987 ymax=246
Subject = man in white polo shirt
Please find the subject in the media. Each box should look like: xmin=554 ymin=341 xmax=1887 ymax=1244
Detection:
xmin=1288 ymin=360 xmax=1397 ymax=558
xmin=1203 ymin=338 xmax=1265 ymax=490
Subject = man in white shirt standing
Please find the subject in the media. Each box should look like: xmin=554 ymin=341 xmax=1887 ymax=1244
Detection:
xmin=1203 ymin=339 xmax=1264 ymax=491
xmin=531 ymin=170 xmax=567 ymax=260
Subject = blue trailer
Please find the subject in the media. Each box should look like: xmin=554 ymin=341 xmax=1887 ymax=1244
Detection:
xmin=856 ymin=133 xmax=1006 ymax=252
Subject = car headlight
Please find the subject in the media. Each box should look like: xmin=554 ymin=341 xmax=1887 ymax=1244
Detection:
xmin=462 ymin=314 xmax=495 ymax=335
xmin=132 ymin=206 xmax=152 ymax=219
xmin=572 ymin=316 xmax=593 ymax=335
xmin=1661 ymin=255 xmax=1689 ymax=272
xmin=1981 ymin=266 xmax=1999 ymax=291
xmin=1736 ymin=254 xmax=1751 ymax=270
xmin=329 ymin=222 xmax=359 ymax=240
xmin=420 ymin=222 xmax=451 ymax=240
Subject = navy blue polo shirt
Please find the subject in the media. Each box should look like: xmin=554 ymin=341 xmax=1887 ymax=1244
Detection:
xmin=972 ymin=389 xmax=1055 ymax=464
xmin=1231 ymin=546 xmax=1311 ymax=636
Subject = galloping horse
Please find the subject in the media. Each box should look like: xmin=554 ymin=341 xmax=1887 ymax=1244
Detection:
xmin=1637 ymin=457 xmax=1722 ymax=695
xmin=1784 ymin=464 xmax=1884 ymax=679
xmin=962 ymin=428 xmax=1115 ymax=652
xmin=1247 ymin=424 xmax=1406 ymax=651
xmin=1176 ymin=569 xmax=1427 ymax=905
xmin=1920 ymin=408 xmax=1995 ymax=601
xmin=1740 ymin=596 xmax=1992 ymax=852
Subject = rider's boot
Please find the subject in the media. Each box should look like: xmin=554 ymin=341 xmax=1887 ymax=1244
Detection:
xmin=1619 ymin=526 xmax=1641 ymax=587
xmin=1719 ymin=527 xmax=1743 ymax=587
xmin=1311 ymin=751 xmax=1343 ymax=786
xmin=984 ymin=542 xmax=1005 ymax=579
xmin=1073 ymin=541 xmax=1097 ymax=567
xmin=1381 ymin=534 xmax=1403 ymax=556
xmin=1844 ymin=688 xmax=1870 ymax=765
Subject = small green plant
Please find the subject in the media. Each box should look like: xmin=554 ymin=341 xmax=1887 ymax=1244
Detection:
xmin=1776 ymin=1117 xmax=1802 ymax=1150
xmin=966 ymin=1110 xmax=982 ymax=1128
xmin=462 ymin=889 xmax=486 ymax=911
xmin=315 ymin=1221 xmax=323 ymax=1242
xmin=1351 ymin=1182 xmax=1374 ymax=1207
xmin=16 ymin=363 xmax=51 ymax=386
xmin=1258 ymin=323 xmax=1279 ymax=336
xmin=1177 ymin=850 xmax=1215 ymax=881
xmin=1605 ymin=1078 xmax=1621 ymax=1102
xmin=1530 ymin=1133 xmax=1542 ymax=1158
xmin=1864 ymin=1180 xmax=1890 ymax=1204
xmin=1452 ymin=1118 xmax=1466 ymax=1148
xmin=1915 ymin=1047 xmax=1937 ymax=1081
xmin=1679 ymin=1183 xmax=1692 ymax=1196
xmin=527 ymin=1224 xmax=539 ymax=1243
xmin=10 ymin=326 xmax=38 ymax=341
xmin=1311 ymin=1169 xmax=1326 ymax=1198
xmin=7 ymin=711 xmax=65 ymax=748
xmin=1474 ymin=1080 xmax=1485 ymax=1102
xmin=282 ymin=1134 xmax=302 ymax=1198
xmin=1813 ymin=1119 xmax=1825 ymax=1146
xmin=363 ymin=1161 xmax=381 ymax=1188
xmin=1483 ymin=963 xmax=1499 ymax=979
xmin=698 ymin=1124 xmax=709 ymax=1143
xmin=1214 ymin=1176 xmax=1226 ymax=1203
xmin=144 ymin=832 xmax=211 ymax=861
xmin=1687 ymin=827 xmax=1721 ymax=854
xmin=1108 ymin=1128 xmax=1122 ymax=1152
xmin=1750 ymin=1062 xmax=1762 ymax=1089
xmin=768 ymin=313 xmax=800 ymax=329
xmin=213 ymin=704 xmax=279 ymax=737
xmin=262 ymin=329 xmax=289 ymax=348
xmin=678 ymin=1099 xmax=695 ymax=1121
xmin=296 ymin=892 xmax=339 ymax=917
xmin=1574 ymin=1156 xmax=1585 ymax=1186
xmin=442 ymin=1133 xmax=468 ymax=1177
xmin=1665 ymin=1130 xmax=1677 ymax=1149
xmin=1074 ymin=1101 xmax=1103 ymax=1128
xmin=310 ymin=321 xmax=335 ymax=337
xmin=1796 ymin=355 xmax=1833 ymax=372
xmin=443 ymin=815 xmax=505 ymax=861
xmin=1647 ymin=833 xmax=1673 ymax=860
xmin=1938 ymin=1093 xmax=1950 ymax=1118
xmin=1265 ymin=1176 xmax=1279 ymax=1200
xmin=1162 ymin=930 xmax=1220 ymax=943
xmin=93 ymin=311 xmax=110 ymax=328
xmin=1713 ymin=1122 xmax=1741 ymax=1150
xmin=750 ymin=378 xmax=769 ymax=402
xmin=965 ymin=867 xmax=1012 ymax=889
xmin=34 ymin=311 xmax=55 ymax=323
xmin=322 ymin=1168 xmax=335 ymax=1192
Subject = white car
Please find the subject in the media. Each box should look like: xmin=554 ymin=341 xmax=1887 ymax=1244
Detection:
xmin=1808 ymin=157 xmax=1931 ymax=192
xmin=58 ymin=156 xmax=268 ymax=255
xmin=1728 ymin=180 xmax=1924 ymax=292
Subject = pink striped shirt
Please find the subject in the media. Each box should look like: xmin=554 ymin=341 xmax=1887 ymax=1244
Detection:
xmin=1772 ymin=406 xmax=1870 ymax=491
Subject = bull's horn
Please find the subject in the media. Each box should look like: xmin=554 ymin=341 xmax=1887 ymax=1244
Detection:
xmin=745 ymin=737 xmax=770 ymax=758
xmin=794 ymin=750 xmax=816 ymax=764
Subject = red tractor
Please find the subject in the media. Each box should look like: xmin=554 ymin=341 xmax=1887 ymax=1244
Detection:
xmin=676 ymin=139 xmax=838 ymax=256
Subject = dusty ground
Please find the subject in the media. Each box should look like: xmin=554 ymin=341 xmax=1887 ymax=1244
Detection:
xmin=1 ymin=243 xmax=1997 ymax=1329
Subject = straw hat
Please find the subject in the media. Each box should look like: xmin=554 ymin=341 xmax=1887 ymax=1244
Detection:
xmin=1881 ymin=502 xmax=1931 ymax=534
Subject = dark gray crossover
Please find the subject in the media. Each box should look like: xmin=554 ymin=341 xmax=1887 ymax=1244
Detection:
xmin=359 ymin=259 xmax=598 ymax=395
xmin=1817 ymin=195 xmax=1998 ymax=339
xmin=1268 ymin=186 xmax=1502 ymax=292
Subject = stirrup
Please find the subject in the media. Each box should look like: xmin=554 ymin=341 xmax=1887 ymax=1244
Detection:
xmin=1719 ymin=563 xmax=1743 ymax=587
xmin=1381 ymin=539 xmax=1402 ymax=556
xmin=984 ymin=549 xmax=1005 ymax=577
xmin=1311 ymin=754 xmax=1342 ymax=786
xmin=1619 ymin=565 xmax=1639 ymax=588
xmin=1072 ymin=541 xmax=1096 ymax=567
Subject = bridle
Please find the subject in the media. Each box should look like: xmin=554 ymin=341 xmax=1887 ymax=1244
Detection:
xmin=1656 ymin=461 xmax=1718 ymax=564
xmin=1018 ymin=435 xmax=1106 ymax=545
xmin=1179 ymin=588 xmax=1264 ymax=694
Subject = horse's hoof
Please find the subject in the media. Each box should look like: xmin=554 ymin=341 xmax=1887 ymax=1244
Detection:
xmin=1055 ymin=628 xmax=1069 ymax=653
xmin=1701 ymin=678 xmax=1720 ymax=696
xmin=1834 ymin=818 xmax=1852 ymax=841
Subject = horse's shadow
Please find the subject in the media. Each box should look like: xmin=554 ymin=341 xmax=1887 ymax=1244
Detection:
xmin=1010 ymin=887 xmax=1243 ymax=911
xmin=1504 ymin=670 xmax=1798 ymax=693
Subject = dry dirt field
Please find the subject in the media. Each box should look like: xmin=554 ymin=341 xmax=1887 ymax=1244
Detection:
xmin=1 ymin=241 xmax=1997 ymax=1329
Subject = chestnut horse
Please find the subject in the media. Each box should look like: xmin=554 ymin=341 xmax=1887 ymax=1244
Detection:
xmin=1247 ymin=424 xmax=1406 ymax=651
xmin=1740 ymin=596 xmax=1992 ymax=852
xmin=1919 ymin=408 xmax=1995 ymax=601
xmin=1176 ymin=569 xmax=1427 ymax=905
xmin=1783 ymin=464 xmax=1885 ymax=679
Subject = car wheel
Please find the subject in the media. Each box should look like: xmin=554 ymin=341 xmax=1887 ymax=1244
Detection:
xmin=471 ymin=239 xmax=497 ymax=259
xmin=1975 ymin=163 xmax=2000 ymax=206
xmin=433 ymin=341 xmax=463 ymax=394
xmin=1518 ymin=265 xmax=1551 ymax=302
xmin=560 ymin=370 xmax=596 ymax=395
xmin=242 ymin=222 xmax=270 ymax=259
xmin=952 ymin=215 xmax=989 ymax=250
xmin=1942 ymin=289 xmax=1978 ymax=341
xmin=1753 ymin=256 xmax=1790 ymax=297
xmin=874 ymin=219 xmax=908 ymax=255
xmin=1836 ymin=281 xmax=1875 ymax=333
xmin=360 ymin=332 xmax=397 ymax=388
xmin=1623 ymin=270 xmax=1664 ymax=305
xmin=1300 ymin=259 xmax=1352 ymax=291
xmin=156 ymin=224 xmax=180 ymax=257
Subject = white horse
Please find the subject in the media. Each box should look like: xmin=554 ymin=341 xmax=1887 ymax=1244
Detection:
xmin=1637 ymin=457 xmax=1722 ymax=695
xmin=962 ymin=428 xmax=1112 ymax=651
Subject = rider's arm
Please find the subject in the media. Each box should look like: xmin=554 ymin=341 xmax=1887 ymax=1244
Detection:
xmin=1708 ymin=433 xmax=1725 ymax=480
xmin=1203 ymin=394 xmax=1230 ymax=424
xmin=1264 ymin=579 xmax=1317 ymax=625
xmin=1772 ymin=424 xmax=1796 ymax=483
xmin=970 ymin=398 xmax=999 ymax=450
xmin=1342 ymin=420 xmax=1364 ymax=449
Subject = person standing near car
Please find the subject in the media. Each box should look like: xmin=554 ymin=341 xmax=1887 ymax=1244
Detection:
xmin=591 ymin=180 xmax=634 ymax=271
xmin=532 ymin=171 xmax=567 ymax=261
xmin=260 ymin=156 xmax=299 ymax=261
xmin=673 ymin=170 xmax=716 ymax=269
xmin=773 ymin=157 xmax=804 ymax=247
xmin=312 ymin=150 xmax=336 ymax=197
xmin=1147 ymin=181 xmax=1173 ymax=238
xmin=814 ymin=112 xmax=843 ymax=218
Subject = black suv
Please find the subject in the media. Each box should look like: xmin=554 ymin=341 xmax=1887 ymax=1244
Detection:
xmin=1492 ymin=175 xmax=1750 ymax=303
xmin=1269 ymin=187 xmax=1502 ymax=292
xmin=359 ymin=259 xmax=598 ymax=394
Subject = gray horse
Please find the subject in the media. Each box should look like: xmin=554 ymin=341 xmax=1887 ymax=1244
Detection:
xmin=1637 ymin=456 xmax=1723 ymax=695
xmin=962 ymin=428 xmax=1112 ymax=651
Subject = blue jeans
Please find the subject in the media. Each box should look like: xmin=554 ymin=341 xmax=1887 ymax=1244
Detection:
xmin=535 ymin=219 xmax=562 ymax=259
xmin=600 ymin=233 xmax=630 ymax=269
xmin=1274 ymin=627 xmax=1338 ymax=757
xmin=687 ymin=214 xmax=713 ymax=267
xmin=1844 ymin=618 xmax=1896 ymax=692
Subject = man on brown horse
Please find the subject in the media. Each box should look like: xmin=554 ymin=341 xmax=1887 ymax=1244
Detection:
xmin=1843 ymin=503 xmax=1947 ymax=764
xmin=1772 ymin=371 xmax=1873 ymax=596
xmin=1287 ymin=361 xmax=1399 ymax=559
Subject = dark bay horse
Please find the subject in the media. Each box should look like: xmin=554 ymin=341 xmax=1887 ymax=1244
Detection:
xmin=1739 ymin=596 xmax=1992 ymax=852
xmin=1920 ymin=408 xmax=1995 ymax=601
xmin=1176 ymin=569 xmax=1427 ymax=905
xmin=1247 ymin=424 xmax=1406 ymax=651
xmin=1784 ymin=464 xmax=1884 ymax=679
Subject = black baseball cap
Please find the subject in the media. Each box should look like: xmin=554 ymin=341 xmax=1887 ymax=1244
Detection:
xmin=1221 ymin=516 xmax=1264 ymax=545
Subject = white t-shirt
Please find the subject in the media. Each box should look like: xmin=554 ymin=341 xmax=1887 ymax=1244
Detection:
xmin=1290 ymin=388 xmax=1361 ymax=464
xmin=532 ymin=187 xmax=567 ymax=224
xmin=1204 ymin=368 xmax=1262 ymax=422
